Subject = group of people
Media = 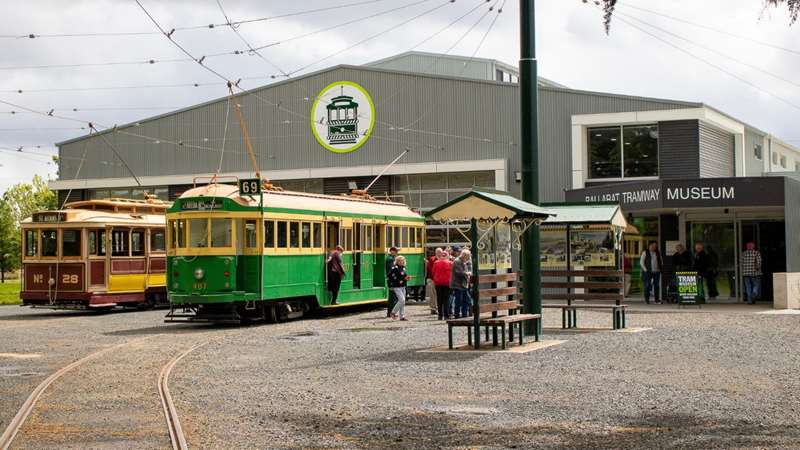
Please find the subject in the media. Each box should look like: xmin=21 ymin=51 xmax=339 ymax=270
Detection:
xmin=326 ymin=245 xmax=413 ymax=320
xmin=639 ymin=241 xmax=762 ymax=304
xmin=425 ymin=247 xmax=474 ymax=320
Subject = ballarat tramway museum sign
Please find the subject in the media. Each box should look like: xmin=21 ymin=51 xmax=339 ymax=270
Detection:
xmin=566 ymin=178 xmax=786 ymax=211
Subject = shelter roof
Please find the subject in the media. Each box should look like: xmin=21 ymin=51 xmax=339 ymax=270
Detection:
xmin=541 ymin=203 xmax=628 ymax=228
xmin=426 ymin=188 xmax=554 ymax=221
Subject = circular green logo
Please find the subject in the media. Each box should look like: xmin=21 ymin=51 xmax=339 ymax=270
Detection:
xmin=310 ymin=80 xmax=375 ymax=154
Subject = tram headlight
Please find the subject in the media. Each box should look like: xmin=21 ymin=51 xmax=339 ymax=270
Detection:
xmin=193 ymin=268 xmax=205 ymax=280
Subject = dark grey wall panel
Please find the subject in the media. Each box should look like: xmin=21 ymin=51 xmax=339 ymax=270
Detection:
xmin=784 ymin=177 xmax=800 ymax=272
xmin=699 ymin=122 xmax=735 ymax=178
xmin=57 ymin=65 xmax=700 ymax=203
xmin=323 ymin=176 xmax=390 ymax=197
xmin=58 ymin=189 xmax=85 ymax=206
xmin=658 ymin=120 xmax=700 ymax=179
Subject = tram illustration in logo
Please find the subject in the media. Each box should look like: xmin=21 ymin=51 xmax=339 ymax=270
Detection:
xmin=310 ymin=81 xmax=375 ymax=154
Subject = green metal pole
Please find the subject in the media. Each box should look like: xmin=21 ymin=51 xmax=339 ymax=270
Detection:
xmin=471 ymin=218 xmax=481 ymax=349
xmin=520 ymin=0 xmax=541 ymax=334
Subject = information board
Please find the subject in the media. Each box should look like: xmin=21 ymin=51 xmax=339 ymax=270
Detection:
xmin=676 ymin=271 xmax=701 ymax=304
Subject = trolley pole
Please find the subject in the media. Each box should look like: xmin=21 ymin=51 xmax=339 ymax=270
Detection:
xmin=520 ymin=0 xmax=541 ymax=334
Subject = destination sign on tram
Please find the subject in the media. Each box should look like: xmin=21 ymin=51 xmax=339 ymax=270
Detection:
xmin=181 ymin=199 xmax=223 ymax=211
xmin=32 ymin=212 xmax=66 ymax=223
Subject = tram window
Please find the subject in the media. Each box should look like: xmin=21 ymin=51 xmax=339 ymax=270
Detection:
xmin=210 ymin=219 xmax=232 ymax=248
xmin=401 ymin=227 xmax=409 ymax=249
xmin=386 ymin=227 xmax=393 ymax=249
xmin=277 ymin=221 xmax=288 ymax=248
xmin=89 ymin=231 xmax=97 ymax=255
xmin=365 ymin=225 xmax=373 ymax=251
xmin=111 ymin=229 xmax=130 ymax=257
xmin=188 ymin=218 xmax=209 ymax=248
xmin=244 ymin=220 xmax=257 ymax=248
xmin=25 ymin=230 xmax=38 ymax=257
xmin=394 ymin=226 xmax=402 ymax=248
xmin=344 ymin=228 xmax=352 ymax=251
xmin=151 ymin=229 xmax=166 ymax=252
xmin=98 ymin=230 xmax=106 ymax=256
xmin=301 ymin=222 xmax=311 ymax=248
xmin=170 ymin=220 xmax=186 ymax=249
xmin=62 ymin=229 xmax=82 ymax=257
xmin=131 ymin=230 xmax=145 ymax=256
xmin=265 ymin=221 xmax=275 ymax=248
xmin=289 ymin=222 xmax=300 ymax=248
xmin=417 ymin=228 xmax=424 ymax=248
xmin=312 ymin=223 xmax=321 ymax=248
xmin=41 ymin=230 xmax=57 ymax=257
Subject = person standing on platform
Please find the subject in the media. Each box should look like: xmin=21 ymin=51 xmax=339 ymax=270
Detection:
xmin=450 ymin=249 xmax=473 ymax=318
xmin=432 ymin=249 xmax=453 ymax=320
xmin=385 ymin=246 xmax=399 ymax=317
xmin=388 ymin=256 xmax=410 ymax=321
xmin=693 ymin=242 xmax=710 ymax=301
xmin=326 ymin=245 xmax=345 ymax=306
xmin=425 ymin=249 xmax=441 ymax=315
xmin=741 ymin=242 xmax=763 ymax=305
xmin=672 ymin=244 xmax=691 ymax=271
xmin=640 ymin=241 xmax=663 ymax=304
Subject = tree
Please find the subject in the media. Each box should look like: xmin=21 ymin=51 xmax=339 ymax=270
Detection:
xmin=598 ymin=0 xmax=799 ymax=32
xmin=0 ymin=175 xmax=57 ymax=282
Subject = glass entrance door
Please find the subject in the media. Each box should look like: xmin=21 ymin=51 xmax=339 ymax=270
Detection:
xmin=739 ymin=221 xmax=786 ymax=302
xmin=688 ymin=222 xmax=737 ymax=300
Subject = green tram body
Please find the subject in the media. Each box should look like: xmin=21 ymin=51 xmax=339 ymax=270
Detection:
xmin=165 ymin=184 xmax=426 ymax=322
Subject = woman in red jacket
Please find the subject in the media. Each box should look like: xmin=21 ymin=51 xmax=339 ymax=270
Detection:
xmin=431 ymin=251 xmax=453 ymax=320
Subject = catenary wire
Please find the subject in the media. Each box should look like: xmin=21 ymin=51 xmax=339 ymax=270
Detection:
xmin=588 ymin=5 xmax=800 ymax=113
xmin=285 ymin=0 xmax=455 ymax=76
xmin=214 ymin=0 xmax=289 ymax=78
xmin=617 ymin=3 xmax=800 ymax=58
xmin=0 ymin=0 xmax=392 ymax=39
xmin=615 ymin=10 xmax=800 ymax=90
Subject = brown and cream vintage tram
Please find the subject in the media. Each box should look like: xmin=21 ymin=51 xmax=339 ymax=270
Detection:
xmin=20 ymin=198 xmax=170 ymax=309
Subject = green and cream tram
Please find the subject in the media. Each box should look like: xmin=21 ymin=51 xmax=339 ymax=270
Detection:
xmin=165 ymin=182 xmax=426 ymax=322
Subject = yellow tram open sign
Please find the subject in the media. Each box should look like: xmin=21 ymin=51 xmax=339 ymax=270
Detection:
xmin=238 ymin=178 xmax=264 ymax=195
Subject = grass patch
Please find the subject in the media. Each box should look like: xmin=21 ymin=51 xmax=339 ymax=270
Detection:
xmin=0 ymin=280 xmax=21 ymax=305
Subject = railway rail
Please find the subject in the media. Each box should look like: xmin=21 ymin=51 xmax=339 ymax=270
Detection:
xmin=0 ymin=338 xmax=149 ymax=450
xmin=159 ymin=342 xmax=207 ymax=450
xmin=0 ymin=337 xmax=205 ymax=450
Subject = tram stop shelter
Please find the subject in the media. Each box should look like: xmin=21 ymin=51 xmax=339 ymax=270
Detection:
xmin=426 ymin=187 xmax=554 ymax=350
xmin=538 ymin=203 xmax=631 ymax=330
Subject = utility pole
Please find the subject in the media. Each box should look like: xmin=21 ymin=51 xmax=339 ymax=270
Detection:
xmin=519 ymin=0 xmax=541 ymax=333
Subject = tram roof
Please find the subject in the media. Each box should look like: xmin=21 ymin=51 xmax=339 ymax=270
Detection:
xmin=21 ymin=198 xmax=169 ymax=225
xmin=177 ymin=183 xmax=424 ymax=220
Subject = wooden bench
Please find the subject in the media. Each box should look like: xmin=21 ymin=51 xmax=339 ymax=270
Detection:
xmin=541 ymin=270 xmax=627 ymax=330
xmin=446 ymin=272 xmax=541 ymax=350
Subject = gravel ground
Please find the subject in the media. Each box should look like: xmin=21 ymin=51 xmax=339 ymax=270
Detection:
xmin=2 ymin=302 xmax=800 ymax=449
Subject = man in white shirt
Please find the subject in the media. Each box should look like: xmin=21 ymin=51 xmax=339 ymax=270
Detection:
xmin=640 ymin=241 xmax=663 ymax=304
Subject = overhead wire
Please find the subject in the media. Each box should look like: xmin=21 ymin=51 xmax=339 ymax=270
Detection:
xmin=0 ymin=0 xmax=392 ymax=39
xmin=617 ymin=3 xmax=800 ymax=58
xmin=615 ymin=10 xmax=800 ymax=91
xmin=285 ymin=0 xmax=455 ymax=76
xmin=214 ymin=0 xmax=289 ymax=78
xmin=587 ymin=4 xmax=800 ymax=113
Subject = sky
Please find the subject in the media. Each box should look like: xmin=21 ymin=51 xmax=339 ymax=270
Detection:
xmin=0 ymin=0 xmax=798 ymax=194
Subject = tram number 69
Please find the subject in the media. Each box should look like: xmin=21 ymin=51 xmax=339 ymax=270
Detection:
xmin=61 ymin=274 xmax=79 ymax=284
xmin=239 ymin=179 xmax=262 ymax=195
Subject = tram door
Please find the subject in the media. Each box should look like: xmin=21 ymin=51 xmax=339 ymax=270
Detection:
xmin=325 ymin=221 xmax=340 ymax=286
xmin=352 ymin=222 xmax=362 ymax=290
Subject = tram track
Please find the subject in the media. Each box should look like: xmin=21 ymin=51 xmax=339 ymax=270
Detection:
xmin=0 ymin=337 xmax=152 ymax=450
xmin=159 ymin=342 xmax=207 ymax=450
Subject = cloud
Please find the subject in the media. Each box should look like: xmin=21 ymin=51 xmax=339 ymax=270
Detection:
xmin=1 ymin=0 xmax=799 ymax=193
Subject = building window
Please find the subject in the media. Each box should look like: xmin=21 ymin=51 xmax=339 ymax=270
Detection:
xmin=772 ymin=152 xmax=778 ymax=165
xmin=796 ymin=162 xmax=800 ymax=172
xmin=780 ymin=155 xmax=787 ymax=168
xmin=588 ymin=125 xmax=658 ymax=180
xmin=754 ymin=143 xmax=763 ymax=160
